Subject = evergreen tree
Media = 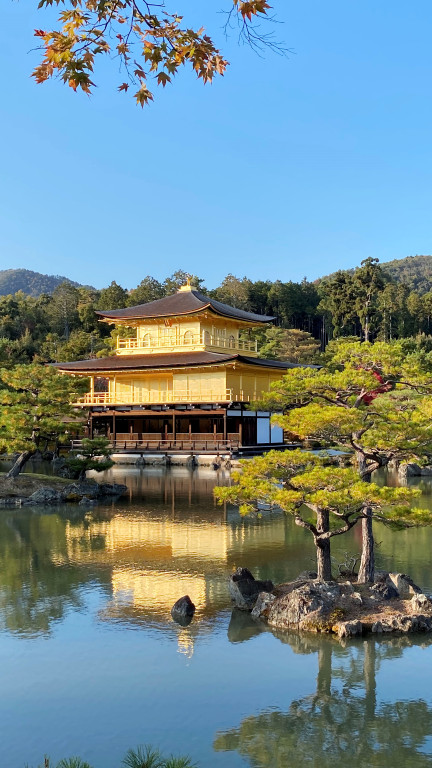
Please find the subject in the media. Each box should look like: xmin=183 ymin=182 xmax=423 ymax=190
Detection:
xmin=258 ymin=328 xmax=320 ymax=362
xmin=0 ymin=364 xmax=89 ymax=477
xmin=128 ymin=276 xmax=164 ymax=306
xmin=254 ymin=340 xmax=432 ymax=582
xmin=215 ymin=450 xmax=422 ymax=581
xmin=66 ymin=437 xmax=114 ymax=481
xmin=97 ymin=281 xmax=128 ymax=311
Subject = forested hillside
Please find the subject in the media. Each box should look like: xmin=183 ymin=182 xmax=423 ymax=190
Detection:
xmin=321 ymin=254 xmax=432 ymax=294
xmin=381 ymin=255 xmax=432 ymax=293
xmin=0 ymin=269 xmax=88 ymax=297
xmin=2 ymin=257 xmax=432 ymax=367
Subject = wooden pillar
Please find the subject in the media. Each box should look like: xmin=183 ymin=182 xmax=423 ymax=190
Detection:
xmin=172 ymin=412 xmax=176 ymax=440
xmin=89 ymin=413 xmax=93 ymax=439
xmin=239 ymin=421 xmax=243 ymax=446
xmin=223 ymin=410 xmax=227 ymax=441
xmin=113 ymin=412 xmax=116 ymax=441
xmin=189 ymin=423 xmax=192 ymax=437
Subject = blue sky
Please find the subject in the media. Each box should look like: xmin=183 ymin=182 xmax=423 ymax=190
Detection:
xmin=1 ymin=1 xmax=431 ymax=289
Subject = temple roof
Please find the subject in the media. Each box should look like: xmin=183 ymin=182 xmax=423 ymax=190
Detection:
xmin=95 ymin=288 xmax=275 ymax=324
xmin=56 ymin=351 xmax=301 ymax=373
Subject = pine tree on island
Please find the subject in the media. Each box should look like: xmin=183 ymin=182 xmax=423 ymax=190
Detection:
xmin=222 ymin=340 xmax=432 ymax=582
xmin=215 ymin=450 xmax=424 ymax=582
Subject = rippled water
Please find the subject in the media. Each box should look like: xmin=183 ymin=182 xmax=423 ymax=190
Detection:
xmin=1 ymin=465 xmax=432 ymax=767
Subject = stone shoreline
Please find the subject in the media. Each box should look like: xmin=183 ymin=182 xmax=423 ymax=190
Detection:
xmin=0 ymin=475 xmax=127 ymax=506
xmin=229 ymin=567 xmax=432 ymax=639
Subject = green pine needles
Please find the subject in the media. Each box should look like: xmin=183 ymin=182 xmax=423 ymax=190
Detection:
xmin=27 ymin=746 xmax=197 ymax=768
xmin=65 ymin=437 xmax=114 ymax=481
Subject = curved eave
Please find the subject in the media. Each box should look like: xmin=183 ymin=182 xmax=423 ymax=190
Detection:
xmin=96 ymin=305 xmax=275 ymax=325
xmin=54 ymin=352 xmax=303 ymax=375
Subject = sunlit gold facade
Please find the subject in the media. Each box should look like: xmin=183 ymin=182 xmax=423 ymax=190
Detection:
xmin=57 ymin=282 xmax=290 ymax=447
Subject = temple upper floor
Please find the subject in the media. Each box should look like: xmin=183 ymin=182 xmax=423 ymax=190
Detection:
xmin=96 ymin=281 xmax=275 ymax=357
xmin=115 ymin=318 xmax=259 ymax=356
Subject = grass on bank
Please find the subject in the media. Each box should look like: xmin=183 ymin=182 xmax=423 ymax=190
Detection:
xmin=0 ymin=471 xmax=74 ymax=500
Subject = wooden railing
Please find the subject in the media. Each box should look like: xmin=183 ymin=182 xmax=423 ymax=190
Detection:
xmin=70 ymin=438 xmax=238 ymax=452
xmin=117 ymin=335 xmax=258 ymax=354
xmin=75 ymin=389 xmax=254 ymax=406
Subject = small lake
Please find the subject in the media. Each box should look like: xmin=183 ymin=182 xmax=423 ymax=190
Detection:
xmin=1 ymin=464 xmax=432 ymax=767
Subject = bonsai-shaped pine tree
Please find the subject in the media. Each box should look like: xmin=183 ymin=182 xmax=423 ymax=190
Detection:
xmin=214 ymin=450 xmax=424 ymax=581
xmin=254 ymin=340 xmax=432 ymax=582
xmin=66 ymin=437 xmax=114 ymax=482
xmin=0 ymin=364 xmax=89 ymax=478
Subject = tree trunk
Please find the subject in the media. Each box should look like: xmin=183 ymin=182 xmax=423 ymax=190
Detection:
xmin=316 ymin=509 xmax=332 ymax=581
xmin=357 ymin=507 xmax=374 ymax=583
xmin=6 ymin=450 xmax=36 ymax=478
xmin=356 ymin=451 xmax=375 ymax=584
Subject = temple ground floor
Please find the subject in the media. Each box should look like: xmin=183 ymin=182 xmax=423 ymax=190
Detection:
xmin=82 ymin=404 xmax=285 ymax=453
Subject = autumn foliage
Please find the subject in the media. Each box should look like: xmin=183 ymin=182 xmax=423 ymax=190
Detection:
xmin=32 ymin=0 xmax=272 ymax=106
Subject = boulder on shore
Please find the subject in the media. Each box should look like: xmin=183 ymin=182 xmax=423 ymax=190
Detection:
xmin=62 ymin=480 xmax=100 ymax=501
xmin=398 ymin=462 xmax=432 ymax=479
xmin=16 ymin=479 xmax=128 ymax=505
xmin=387 ymin=573 xmax=421 ymax=598
xmin=23 ymin=488 xmax=63 ymax=505
xmin=229 ymin=567 xmax=274 ymax=611
xmin=267 ymin=581 xmax=342 ymax=632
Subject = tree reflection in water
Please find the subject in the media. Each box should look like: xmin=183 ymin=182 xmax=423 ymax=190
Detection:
xmin=0 ymin=507 xmax=112 ymax=636
xmin=215 ymin=612 xmax=432 ymax=768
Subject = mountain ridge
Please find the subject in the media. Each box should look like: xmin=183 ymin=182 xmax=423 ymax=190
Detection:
xmin=0 ymin=268 xmax=94 ymax=296
xmin=2 ymin=254 xmax=432 ymax=297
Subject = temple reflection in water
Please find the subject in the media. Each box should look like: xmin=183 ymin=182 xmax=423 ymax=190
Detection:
xmin=60 ymin=467 xmax=298 ymax=638
xmin=2 ymin=466 xmax=432 ymax=654
xmin=0 ymin=468 xmax=313 ymax=653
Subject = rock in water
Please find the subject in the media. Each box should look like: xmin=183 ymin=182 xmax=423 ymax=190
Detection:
xmin=171 ymin=595 xmax=196 ymax=626
xmin=336 ymin=620 xmax=363 ymax=638
xmin=229 ymin=567 xmax=274 ymax=611
xmin=398 ymin=462 xmax=422 ymax=479
xmin=251 ymin=591 xmax=276 ymax=619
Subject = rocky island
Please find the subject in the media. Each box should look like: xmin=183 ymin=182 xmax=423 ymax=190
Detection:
xmin=229 ymin=567 xmax=432 ymax=639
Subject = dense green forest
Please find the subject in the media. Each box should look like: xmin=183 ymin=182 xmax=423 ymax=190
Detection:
xmin=320 ymin=254 xmax=432 ymax=293
xmin=2 ymin=258 xmax=432 ymax=366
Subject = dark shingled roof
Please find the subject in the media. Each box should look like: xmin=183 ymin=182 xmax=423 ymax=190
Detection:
xmin=95 ymin=289 xmax=275 ymax=324
xmin=55 ymin=351 xmax=302 ymax=373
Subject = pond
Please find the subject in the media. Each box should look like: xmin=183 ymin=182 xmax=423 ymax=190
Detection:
xmin=1 ymin=464 xmax=432 ymax=767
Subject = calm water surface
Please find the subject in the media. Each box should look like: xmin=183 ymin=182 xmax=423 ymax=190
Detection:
xmin=1 ymin=465 xmax=432 ymax=767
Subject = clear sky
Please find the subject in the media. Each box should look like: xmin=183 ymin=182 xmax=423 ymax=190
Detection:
xmin=1 ymin=1 xmax=431 ymax=289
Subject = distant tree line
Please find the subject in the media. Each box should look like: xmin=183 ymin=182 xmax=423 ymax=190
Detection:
xmin=3 ymin=261 xmax=432 ymax=366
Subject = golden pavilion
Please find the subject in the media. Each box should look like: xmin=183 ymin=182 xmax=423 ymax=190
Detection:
xmin=57 ymin=280 xmax=297 ymax=450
